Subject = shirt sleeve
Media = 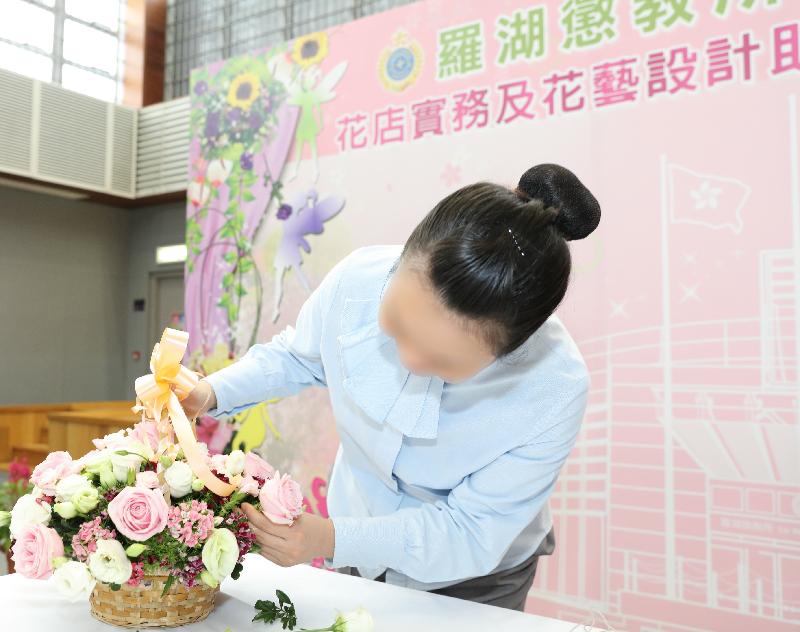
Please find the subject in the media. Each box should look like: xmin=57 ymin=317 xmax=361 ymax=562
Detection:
xmin=330 ymin=374 xmax=589 ymax=583
xmin=203 ymin=256 xmax=347 ymax=418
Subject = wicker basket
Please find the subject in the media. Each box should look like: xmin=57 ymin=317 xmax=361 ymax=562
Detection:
xmin=89 ymin=573 xmax=219 ymax=628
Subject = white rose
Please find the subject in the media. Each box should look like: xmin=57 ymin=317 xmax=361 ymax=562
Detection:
xmin=9 ymin=493 xmax=51 ymax=539
xmin=225 ymin=450 xmax=245 ymax=477
xmin=111 ymin=441 xmax=153 ymax=483
xmin=88 ymin=539 xmax=132 ymax=585
xmin=164 ymin=461 xmax=193 ymax=498
xmin=54 ymin=560 xmax=96 ymax=602
xmin=337 ymin=608 xmax=374 ymax=632
xmin=55 ymin=474 xmax=93 ymax=503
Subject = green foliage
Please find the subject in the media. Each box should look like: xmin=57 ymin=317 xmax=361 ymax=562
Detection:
xmin=253 ymin=590 xmax=297 ymax=630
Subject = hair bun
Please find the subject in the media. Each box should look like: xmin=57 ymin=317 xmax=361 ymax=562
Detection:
xmin=518 ymin=164 xmax=601 ymax=241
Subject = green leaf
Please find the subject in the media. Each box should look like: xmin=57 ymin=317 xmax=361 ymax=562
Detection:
xmin=222 ymin=272 xmax=235 ymax=289
xmin=231 ymin=562 xmax=243 ymax=581
xmin=239 ymin=258 xmax=254 ymax=274
xmin=126 ymin=467 xmax=136 ymax=486
xmin=243 ymin=190 xmax=255 ymax=202
xmin=109 ymin=583 xmax=121 ymax=592
xmin=223 ymin=251 xmax=237 ymax=264
xmin=161 ymin=573 xmax=176 ymax=597
xmin=276 ymin=590 xmax=291 ymax=607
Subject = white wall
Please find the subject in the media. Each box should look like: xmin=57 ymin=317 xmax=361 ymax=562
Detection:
xmin=0 ymin=185 xmax=129 ymax=404
xmin=124 ymin=201 xmax=185 ymax=399
xmin=0 ymin=186 xmax=186 ymax=404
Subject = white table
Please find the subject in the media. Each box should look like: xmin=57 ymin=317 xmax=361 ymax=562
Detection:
xmin=1 ymin=554 xmax=597 ymax=631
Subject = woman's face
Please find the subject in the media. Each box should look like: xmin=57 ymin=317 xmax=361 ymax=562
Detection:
xmin=378 ymin=261 xmax=496 ymax=383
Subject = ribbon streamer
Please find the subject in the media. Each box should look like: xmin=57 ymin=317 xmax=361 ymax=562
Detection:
xmin=134 ymin=328 xmax=240 ymax=497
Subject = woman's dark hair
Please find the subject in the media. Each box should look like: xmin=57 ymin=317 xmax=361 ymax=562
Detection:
xmin=402 ymin=163 xmax=601 ymax=357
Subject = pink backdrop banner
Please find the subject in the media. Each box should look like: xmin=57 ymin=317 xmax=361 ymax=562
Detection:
xmin=186 ymin=1 xmax=800 ymax=628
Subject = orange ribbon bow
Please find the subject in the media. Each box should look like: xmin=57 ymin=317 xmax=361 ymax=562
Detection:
xmin=134 ymin=328 xmax=240 ymax=497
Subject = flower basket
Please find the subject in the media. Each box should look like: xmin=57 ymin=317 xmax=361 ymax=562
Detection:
xmin=7 ymin=329 xmax=306 ymax=628
xmin=89 ymin=571 xmax=218 ymax=628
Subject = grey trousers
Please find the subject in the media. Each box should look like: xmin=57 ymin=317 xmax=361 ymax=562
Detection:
xmin=339 ymin=528 xmax=556 ymax=612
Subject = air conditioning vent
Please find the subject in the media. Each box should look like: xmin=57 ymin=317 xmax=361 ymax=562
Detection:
xmin=0 ymin=68 xmax=187 ymax=200
xmin=0 ymin=71 xmax=33 ymax=173
xmin=136 ymin=97 xmax=190 ymax=197
xmin=37 ymin=82 xmax=108 ymax=189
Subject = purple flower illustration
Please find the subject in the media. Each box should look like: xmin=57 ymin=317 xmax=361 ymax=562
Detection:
xmin=240 ymin=152 xmax=254 ymax=171
xmin=248 ymin=111 xmax=263 ymax=131
xmin=193 ymin=80 xmax=208 ymax=96
xmin=276 ymin=204 xmax=292 ymax=220
xmin=204 ymin=111 xmax=220 ymax=139
xmin=227 ymin=107 xmax=242 ymax=124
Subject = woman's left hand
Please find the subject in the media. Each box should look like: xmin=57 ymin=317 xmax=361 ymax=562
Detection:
xmin=242 ymin=503 xmax=335 ymax=567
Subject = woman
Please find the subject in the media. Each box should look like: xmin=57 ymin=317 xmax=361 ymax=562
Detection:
xmin=182 ymin=163 xmax=601 ymax=611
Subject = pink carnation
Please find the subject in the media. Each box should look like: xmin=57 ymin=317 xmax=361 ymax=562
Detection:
xmin=71 ymin=517 xmax=117 ymax=562
xmin=244 ymin=452 xmax=275 ymax=482
xmin=259 ymin=471 xmax=304 ymax=526
xmin=136 ymin=471 xmax=161 ymax=490
xmin=30 ymin=451 xmax=80 ymax=495
xmin=127 ymin=561 xmax=145 ymax=587
xmin=108 ymin=486 xmax=169 ymax=542
xmin=11 ymin=524 xmax=64 ymax=579
xmin=167 ymin=499 xmax=214 ymax=548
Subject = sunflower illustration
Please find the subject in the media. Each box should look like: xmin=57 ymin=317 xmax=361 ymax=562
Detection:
xmin=227 ymin=72 xmax=260 ymax=110
xmin=292 ymin=31 xmax=328 ymax=68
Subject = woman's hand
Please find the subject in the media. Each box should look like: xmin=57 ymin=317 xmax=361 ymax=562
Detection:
xmin=242 ymin=502 xmax=335 ymax=567
xmin=180 ymin=379 xmax=217 ymax=419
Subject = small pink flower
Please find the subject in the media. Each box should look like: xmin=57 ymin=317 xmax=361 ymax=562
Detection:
xmin=259 ymin=471 xmax=304 ymax=526
xmin=127 ymin=561 xmax=145 ymax=587
xmin=244 ymin=452 xmax=275 ymax=481
xmin=30 ymin=451 xmax=80 ymax=495
xmin=72 ymin=518 xmax=117 ymax=562
xmin=136 ymin=471 xmax=161 ymax=490
xmin=11 ymin=524 xmax=64 ymax=579
xmin=108 ymin=487 xmax=169 ymax=542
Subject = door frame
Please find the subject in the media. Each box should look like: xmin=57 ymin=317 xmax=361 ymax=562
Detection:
xmin=147 ymin=265 xmax=185 ymax=346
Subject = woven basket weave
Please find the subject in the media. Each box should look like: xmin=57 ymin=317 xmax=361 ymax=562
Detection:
xmin=89 ymin=573 xmax=219 ymax=628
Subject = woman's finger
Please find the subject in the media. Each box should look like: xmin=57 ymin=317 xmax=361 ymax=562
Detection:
xmin=250 ymin=523 xmax=286 ymax=550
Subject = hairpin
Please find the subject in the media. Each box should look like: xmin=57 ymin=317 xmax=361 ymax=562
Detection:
xmin=508 ymin=228 xmax=526 ymax=257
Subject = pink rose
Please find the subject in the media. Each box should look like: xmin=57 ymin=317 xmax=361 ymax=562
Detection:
xmin=135 ymin=471 xmax=161 ymax=490
xmin=30 ymin=451 xmax=80 ymax=495
xmin=11 ymin=523 xmax=64 ymax=579
xmin=244 ymin=452 xmax=275 ymax=482
xmin=107 ymin=486 xmax=169 ymax=542
xmin=259 ymin=471 xmax=304 ymax=525
xmin=129 ymin=421 xmax=160 ymax=452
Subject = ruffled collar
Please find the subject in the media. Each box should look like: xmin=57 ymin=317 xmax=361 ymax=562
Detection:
xmin=335 ymin=263 xmax=444 ymax=440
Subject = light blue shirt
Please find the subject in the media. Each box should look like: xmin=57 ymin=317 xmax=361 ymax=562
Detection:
xmin=206 ymin=245 xmax=589 ymax=590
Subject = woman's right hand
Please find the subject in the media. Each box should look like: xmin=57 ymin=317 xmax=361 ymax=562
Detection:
xmin=181 ymin=379 xmax=217 ymax=419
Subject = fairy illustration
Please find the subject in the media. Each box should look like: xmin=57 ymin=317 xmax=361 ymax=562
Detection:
xmin=272 ymin=188 xmax=345 ymax=323
xmin=284 ymin=61 xmax=348 ymax=182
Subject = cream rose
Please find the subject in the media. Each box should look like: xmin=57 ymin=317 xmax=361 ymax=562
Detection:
xmin=88 ymin=539 xmax=132 ymax=585
xmin=201 ymin=528 xmax=238 ymax=584
xmin=164 ymin=461 xmax=193 ymax=498
xmin=9 ymin=493 xmax=52 ymax=539
xmin=53 ymin=560 xmax=96 ymax=602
